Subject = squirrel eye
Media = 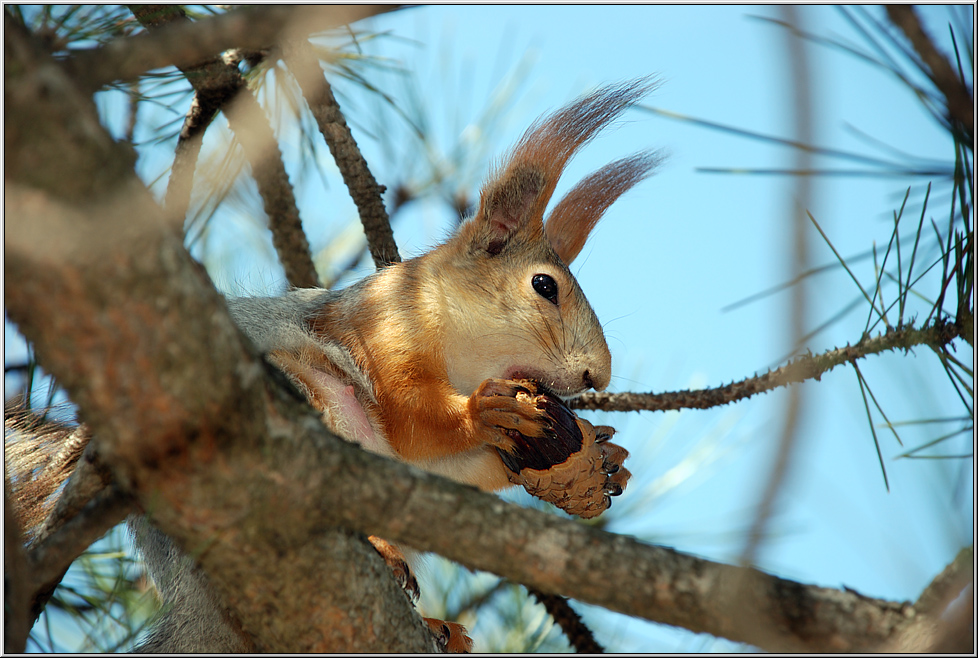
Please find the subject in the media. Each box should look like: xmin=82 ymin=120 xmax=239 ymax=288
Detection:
xmin=532 ymin=274 xmax=559 ymax=305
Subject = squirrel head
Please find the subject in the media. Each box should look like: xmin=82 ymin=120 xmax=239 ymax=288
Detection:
xmin=433 ymin=79 xmax=662 ymax=398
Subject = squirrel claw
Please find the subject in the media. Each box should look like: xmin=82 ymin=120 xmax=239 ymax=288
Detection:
xmin=367 ymin=536 xmax=419 ymax=602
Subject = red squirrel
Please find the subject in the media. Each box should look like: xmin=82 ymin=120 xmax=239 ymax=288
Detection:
xmin=232 ymin=78 xmax=659 ymax=494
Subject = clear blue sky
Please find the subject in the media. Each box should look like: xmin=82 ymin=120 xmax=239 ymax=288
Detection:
xmin=8 ymin=5 xmax=972 ymax=652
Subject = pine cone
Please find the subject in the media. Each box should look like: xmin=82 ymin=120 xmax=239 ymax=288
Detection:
xmin=495 ymin=384 xmax=630 ymax=519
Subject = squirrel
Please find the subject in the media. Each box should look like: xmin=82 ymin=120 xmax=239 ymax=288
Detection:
xmin=7 ymin=78 xmax=659 ymax=653
xmin=231 ymin=78 xmax=658 ymax=493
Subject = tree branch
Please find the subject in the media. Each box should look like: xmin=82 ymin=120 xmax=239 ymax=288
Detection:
xmin=1 ymin=162 xmax=930 ymax=652
xmin=527 ymin=587 xmax=604 ymax=653
xmin=227 ymin=87 xmax=321 ymax=288
xmin=570 ymin=318 xmax=968 ymax=412
xmin=65 ymin=5 xmax=398 ymax=93
xmin=4 ymin=487 xmax=31 ymax=654
xmin=879 ymin=548 xmax=974 ymax=652
xmin=284 ymin=42 xmax=401 ymax=267
xmin=885 ymin=4 xmax=974 ymax=140
xmin=5 ymin=16 xmax=432 ymax=650
xmin=915 ymin=546 xmax=973 ymax=617
xmin=27 ymin=486 xmax=132 ymax=626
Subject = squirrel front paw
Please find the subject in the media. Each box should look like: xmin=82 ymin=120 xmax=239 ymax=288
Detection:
xmin=367 ymin=535 xmax=419 ymax=601
xmin=471 ymin=378 xmax=560 ymax=457
xmin=424 ymin=618 xmax=473 ymax=653
xmin=480 ymin=383 xmax=630 ymax=519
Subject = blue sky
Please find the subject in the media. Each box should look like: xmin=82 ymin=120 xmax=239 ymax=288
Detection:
xmin=8 ymin=5 xmax=973 ymax=652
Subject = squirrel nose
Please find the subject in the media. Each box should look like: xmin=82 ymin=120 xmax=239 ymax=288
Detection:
xmin=583 ymin=368 xmax=609 ymax=391
xmin=583 ymin=360 xmax=610 ymax=391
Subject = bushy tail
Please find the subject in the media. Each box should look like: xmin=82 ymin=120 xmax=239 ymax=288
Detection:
xmin=5 ymin=400 xmax=92 ymax=545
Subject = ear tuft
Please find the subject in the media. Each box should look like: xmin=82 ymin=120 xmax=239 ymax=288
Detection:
xmin=546 ymin=150 xmax=663 ymax=264
xmin=471 ymin=78 xmax=658 ymax=256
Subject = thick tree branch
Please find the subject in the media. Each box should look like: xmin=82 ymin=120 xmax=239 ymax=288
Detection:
xmin=4 ymin=487 xmax=31 ymax=654
xmin=284 ymin=42 xmax=401 ymax=267
xmin=27 ymin=486 xmax=132 ymax=626
xmin=571 ymin=318 xmax=968 ymax=412
xmin=885 ymin=4 xmax=974 ymax=141
xmin=1 ymin=164 xmax=932 ymax=651
xmin=5 ymin=17 xmax=432 ymax=651
xmin=65 ymin=5 xmax=397 ymax=93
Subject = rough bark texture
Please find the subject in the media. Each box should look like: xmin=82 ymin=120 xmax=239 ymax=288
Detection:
xmin=4 ymin=7 xmax=966 ymax=654
xmin=5 ymin=12 xmax=433 ymax=652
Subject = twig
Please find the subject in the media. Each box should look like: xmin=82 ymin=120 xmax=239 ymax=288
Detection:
xmin=229 ymin=88 xmax=321 ymax=287
xmin=526 ymin=587 xmax=604 ymax=653
xmin=284 ymin=42 xmax=400 ymax=267
xmin=66 ymin=5 xmax=397 ymax=94
xmin=130 ymin=6 xmax=319 ymax=288
xmin=885 ymin=5 xmax=974 ymax=141
xmin=742 ymin=3 xmax=813 ymax=569
xmin=166 ymin=94 xmax=212 ymax=221
xmin=570 ymin=317 xmax=967 ymax=413
xmin=128 ymin=6 xmax=229 ymax=221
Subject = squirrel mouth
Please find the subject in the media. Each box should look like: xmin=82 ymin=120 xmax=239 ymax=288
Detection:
xmin=503 ymin=368 xmax=583 ymax=399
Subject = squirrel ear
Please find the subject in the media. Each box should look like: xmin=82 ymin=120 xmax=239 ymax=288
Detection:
xmin=545 ymin=151 xmax=662 ymax=264
xmin=475 ymin=166 xmax=545 ymax=254
xmin=470 ymin=78 xmax=659 ymax=258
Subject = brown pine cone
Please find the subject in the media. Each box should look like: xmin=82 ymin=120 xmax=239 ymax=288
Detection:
xmin=495 ymin=383 xmax=630 ymax=519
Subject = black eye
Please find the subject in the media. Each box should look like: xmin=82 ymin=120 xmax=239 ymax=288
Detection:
xmin=532 ymin=274 xmax=559 ymax=305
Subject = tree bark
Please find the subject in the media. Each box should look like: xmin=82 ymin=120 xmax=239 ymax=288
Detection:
xmin=4 ymin=7 xmax=964 ymax=654
xmin=5 ymin=12 xmax=433 ymax=652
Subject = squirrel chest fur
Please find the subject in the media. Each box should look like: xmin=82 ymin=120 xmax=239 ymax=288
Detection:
xmin=229 ymin=79 xmax=660 ymax=495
